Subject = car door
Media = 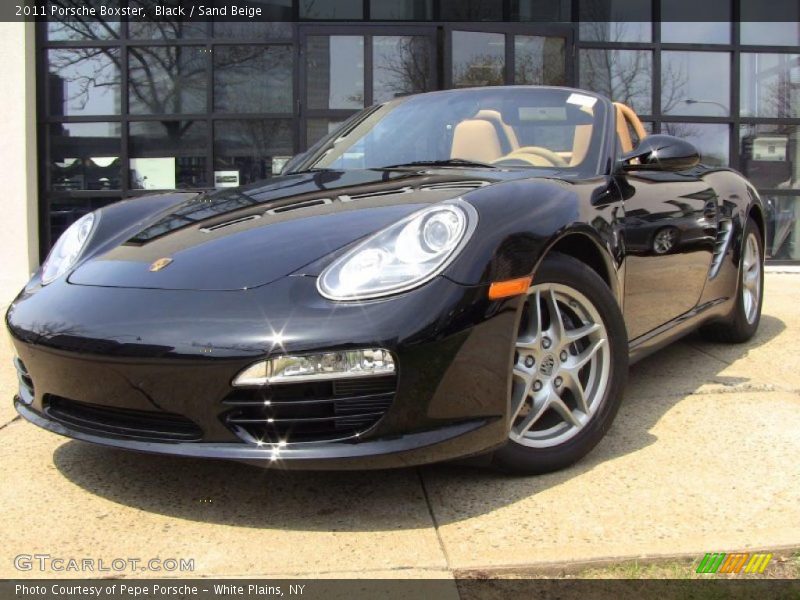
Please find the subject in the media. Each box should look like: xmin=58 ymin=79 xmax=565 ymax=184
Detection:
xmin=615 ymin=108 xmax=718 ymax=340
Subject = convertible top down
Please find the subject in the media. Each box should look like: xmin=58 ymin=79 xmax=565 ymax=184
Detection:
xmin=7 ymin=87 xmax=765 ymax=473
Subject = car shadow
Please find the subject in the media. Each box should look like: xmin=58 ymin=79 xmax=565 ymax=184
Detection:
xmin=52 ymin=314 xmax=785 ymax=531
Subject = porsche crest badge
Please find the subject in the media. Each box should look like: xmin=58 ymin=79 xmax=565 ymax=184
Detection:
xmin=149 ymin=257 xmax=173 ymax=272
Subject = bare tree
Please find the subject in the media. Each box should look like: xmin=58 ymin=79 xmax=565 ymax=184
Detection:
xmin=374 ymin=37 xmax=431 ymax=101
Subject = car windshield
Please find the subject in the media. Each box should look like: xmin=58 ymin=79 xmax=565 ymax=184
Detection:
xmin=302 ymin=87 xmax=607 ymax=175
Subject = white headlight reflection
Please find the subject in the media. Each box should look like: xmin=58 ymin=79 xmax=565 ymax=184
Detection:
xmin=318 ymin=200 xmax=477 ymax=301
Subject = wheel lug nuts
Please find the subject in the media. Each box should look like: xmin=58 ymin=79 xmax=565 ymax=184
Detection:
xmin=554 ymin=377 xmax=563 ymax=387
xmin=533 ymin=380 xmax=543 ymax=392
xmin=524 ymin=355 xmax=535 ymax=368
xmin=542 ymin=337 xmax=551 ymax=349
xmin=560 ymin=351 xmax=568 ymax=361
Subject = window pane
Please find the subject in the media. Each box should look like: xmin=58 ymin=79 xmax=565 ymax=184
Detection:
xmin=661 ymin=52 xmax=730 ymax=116
xmin=741 ymin=7 xmax=800 ymax=45
xmin=129 ymin=121 xmax=208 ymax=190
xmin=370 ymin=0 xmax=433 ymax=20
xmin=514 ymin=36 xmax=565 ymax=85
xmin=661 ymin=0 xmax=730 ymax=43
xmin=129 ymin=46 xmax=208 ymax=114
xmin=214 ymin=120 xmax=293 ymax=186
xmin=300 ymin=0 xmax=362 ymax=19
xmin=661 ymin=22 xmax=731 ymax=44
xmin=740 ymin=53 xmax=800 ymax=119
xmin=739 ymin=124 xmax=800 ymax=190
xmin=662 ymin=123 xmax=729 ymax=167
xmin=307 ymin=36 xmax=364 ymax=110
xmin=373 ymin=36 xmax=432 ymax=103
xmin=513 ymin=0 xmax=570 ymax=21
xmin=452 ymin=31 xmax=505 ymax=88
xmin=440 ymin=0 xmax=503 ymax=20
xmin=214 ymin=46 xmax=293 ymax=113
xmin=579 ymin=49 xmax=652 ymax=115
xmin=128 ymin=1 xmax=207 ymax=38
xmin=579 ymin=0 xmax=651 ymax=42
xmin=741 ymin=23 xmax=800 ymax=47
xmin=307 ymin=118 xmax=346 ymax=147
xmin=763 ymin=194 xmax=800 ymax=260
xmin=49 ymin=122 xmax=121 ymax=191
xmin=48 ymin=49 xmax=120 ymax=117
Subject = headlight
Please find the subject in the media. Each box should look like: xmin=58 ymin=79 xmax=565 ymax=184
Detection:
xmin=41 ymin=212 xmax=96 ymax=285
xmin=318 ymin=201 xmax=477 ymax=300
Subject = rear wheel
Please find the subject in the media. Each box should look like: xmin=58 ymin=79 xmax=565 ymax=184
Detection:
xmin=492 ymin=253 xmax=628 ymax=474
xmin=700 ymin=217 xmax=764 ymax=343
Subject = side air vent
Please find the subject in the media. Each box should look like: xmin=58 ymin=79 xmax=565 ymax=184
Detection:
xmin=338 ymin=187 xmax=413 ymax=202
xmin=419 ymin=180 xmax=490 ymax=192
xmin=709 ymin=218 xmax=734 ymax=279
xmin=265 ymin=198 xmax=332 ymax=215
xmin=200 ymin=214 xmax=262 ymax=233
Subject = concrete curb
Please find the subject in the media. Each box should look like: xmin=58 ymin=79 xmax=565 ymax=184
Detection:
xmin=454 ymin=544 xmax=800 ymax=578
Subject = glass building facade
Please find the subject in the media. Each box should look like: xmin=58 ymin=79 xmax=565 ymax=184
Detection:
xmin=39 ymin=0 xmax=800 ymax=262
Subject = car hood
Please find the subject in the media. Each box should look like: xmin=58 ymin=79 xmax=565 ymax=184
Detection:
xmin=68 ymin=168 xmax=526 ymax=291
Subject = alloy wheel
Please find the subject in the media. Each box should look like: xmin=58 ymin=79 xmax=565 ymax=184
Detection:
xmin=509 ymin=283 xmax=611 ymax=448
xmin=653 ymin=227 xmax=677 ymax=254
xmin=742 ymin=232 xmax=761 ymax=324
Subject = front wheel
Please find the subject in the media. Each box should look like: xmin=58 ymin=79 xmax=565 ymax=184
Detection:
xmin=492 ymin=253 xmax=628 ymax=474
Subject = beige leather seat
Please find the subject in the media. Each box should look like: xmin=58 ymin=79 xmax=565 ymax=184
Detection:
xmin=571 ymin=124 xmax=593 ymax=166
xmin=451 ymin=119 xmax=503 ymax=163
xmin=475 ymin=109 xmax=519 ymax=152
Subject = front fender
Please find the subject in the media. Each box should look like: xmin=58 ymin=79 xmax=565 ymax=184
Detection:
xmin=444 ymin=176 xmax=621 ymax=287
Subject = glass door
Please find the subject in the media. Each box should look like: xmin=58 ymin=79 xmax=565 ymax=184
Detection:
xmin=299 ymin=26 xmax=437 ymax=150
xmin=445 ymin=24 xmax=573 ymax=89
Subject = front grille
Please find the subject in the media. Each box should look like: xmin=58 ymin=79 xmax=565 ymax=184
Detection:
xmin=220 ymin=376 xmax=396 ymax=444
xmin=44 ymin=396 xmax=203 ymax=442
xmin=13 ymin=357 xmax=34 ymax=398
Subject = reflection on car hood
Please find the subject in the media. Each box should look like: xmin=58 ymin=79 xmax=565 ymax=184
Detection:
xmin=69 ymin=168 xmax=531 ymax=291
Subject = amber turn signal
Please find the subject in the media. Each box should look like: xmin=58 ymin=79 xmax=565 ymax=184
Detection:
xmin=488 ymin=276 xmax=533 ymax=300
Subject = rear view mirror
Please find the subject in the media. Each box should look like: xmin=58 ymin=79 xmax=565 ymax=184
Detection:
xmin=621 ymin=134 xmax=700 ymax=172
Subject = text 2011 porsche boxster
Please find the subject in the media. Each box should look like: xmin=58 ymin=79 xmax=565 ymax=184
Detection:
xmin=7 ymin=87 xmax=765 ymax=473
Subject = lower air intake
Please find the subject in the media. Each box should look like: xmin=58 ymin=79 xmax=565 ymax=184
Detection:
xmin=220 ymin=376 xmax=396 ymax=444
xmin=44 ymin=396 xmax=203 ymax=442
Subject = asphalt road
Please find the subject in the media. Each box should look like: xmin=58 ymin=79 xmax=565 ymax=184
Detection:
xmin=1 ymin=274 xmax=798 ymax=579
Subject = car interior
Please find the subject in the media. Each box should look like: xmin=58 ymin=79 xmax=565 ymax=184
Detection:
xmin=449 ymin=102 xmax=648 ymax=167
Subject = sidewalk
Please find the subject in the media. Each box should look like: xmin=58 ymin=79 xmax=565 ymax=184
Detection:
xmin=0 ymin=274 xmax=798 ymax=578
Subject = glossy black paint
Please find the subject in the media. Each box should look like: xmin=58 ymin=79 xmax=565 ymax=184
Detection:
xmin=621 ymin=134 xmax=701 ymax=173
xmin=6 ymin=89 xmax=765 ymax=469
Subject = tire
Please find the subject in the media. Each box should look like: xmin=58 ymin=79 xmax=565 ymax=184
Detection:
xmin=700 ymin=217 xmax=764 ymax=344
xmin=491 ymin=253 xmax=628 ymax=475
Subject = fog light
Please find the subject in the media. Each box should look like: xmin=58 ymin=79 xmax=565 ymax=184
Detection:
xmin=232 ymin=349 xmax=395 ymax=387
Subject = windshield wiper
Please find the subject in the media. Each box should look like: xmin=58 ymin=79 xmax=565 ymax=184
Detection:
xmin=379 ymin=158 xmax=499 ymax=170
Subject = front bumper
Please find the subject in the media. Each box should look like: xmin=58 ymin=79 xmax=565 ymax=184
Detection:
xmin=14 ymin=399 xmax=503 ymax=469
xmin=7 ymin=274 xmax=520 ymax=469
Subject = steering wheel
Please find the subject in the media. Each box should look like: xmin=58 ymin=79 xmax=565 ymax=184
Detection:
xmin=513 ymin=146 xmax=570 ymax=168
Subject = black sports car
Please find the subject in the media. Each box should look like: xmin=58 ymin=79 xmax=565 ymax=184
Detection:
xmin=7 ymin=87 xmax=765 ymax=473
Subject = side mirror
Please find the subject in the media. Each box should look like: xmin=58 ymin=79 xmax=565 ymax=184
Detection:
xmin=620 ymin=134 xmax=700 ymax=172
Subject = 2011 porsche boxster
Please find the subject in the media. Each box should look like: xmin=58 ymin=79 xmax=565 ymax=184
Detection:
xmin=7 ymin=86 xmax=765 ymax=473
